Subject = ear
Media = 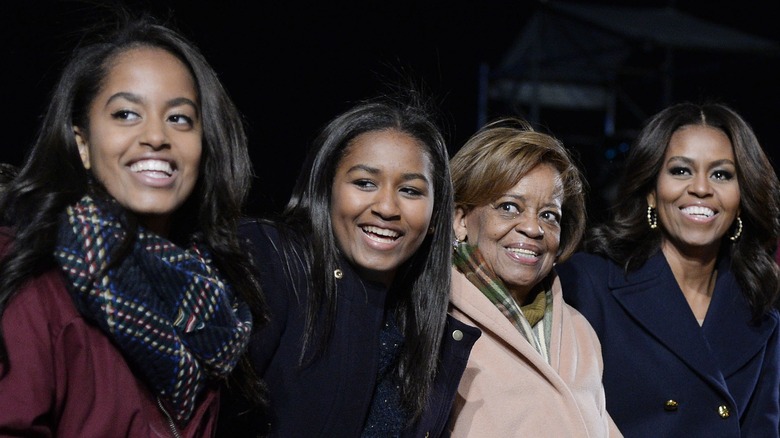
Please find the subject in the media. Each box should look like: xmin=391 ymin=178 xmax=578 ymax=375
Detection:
xmin=645 ymin=191 xmax=656 ymax=209
xmin=453 ymin=206 xmax=468 ymax=242
xmin=73 ymin=126 xmax=91 ymax=170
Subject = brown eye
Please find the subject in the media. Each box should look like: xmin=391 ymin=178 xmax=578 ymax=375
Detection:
xmin=711 ymin=170 xmax=734 ymax=181
xmin=168 ymin=114 xmax=193 ymax=126
xmin=669 ymin=166 xmax=690 ymax=176
xmin=111 ymin=110 xmax=139 ymax=121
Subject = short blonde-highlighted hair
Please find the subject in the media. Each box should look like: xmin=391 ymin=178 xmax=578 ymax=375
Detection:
xmin=450 ymin=118 xmax=587 ymax=262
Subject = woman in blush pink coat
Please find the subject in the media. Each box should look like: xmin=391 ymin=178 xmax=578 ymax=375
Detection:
xmin=448 ymin=118 xmax=621 ymax=437
xmin=450 ymin=271 xmax=618 ymax=436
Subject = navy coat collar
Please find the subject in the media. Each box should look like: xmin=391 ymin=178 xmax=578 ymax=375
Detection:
xmin=607 ymin=250 xmax=776 ymax=387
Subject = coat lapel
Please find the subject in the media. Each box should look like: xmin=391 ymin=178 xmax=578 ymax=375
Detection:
xmin=607 ymin=251 xmax=730 ymax=393
xmin=450 ymin=268 xmax=562 ymax=388
xmin=702 ymin=256 xmax=777 ymax=377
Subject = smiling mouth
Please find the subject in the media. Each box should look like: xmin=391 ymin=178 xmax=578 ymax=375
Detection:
xmin=129 ymin=159 xmax=174 ymax=178
xmin=507 ymin=247 xmax=539 ymax=258
xmin=361 ymin=225 xmax=400 ymax=243
xmin=681 ymin=206 xmax=715 ymax=218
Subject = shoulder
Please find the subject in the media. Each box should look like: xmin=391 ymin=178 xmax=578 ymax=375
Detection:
xmin=240 ymin=219 xmax=305 ymax=262
xmin=557 ymin=252 xmax=611 ymax=274
xmin=552 ymin=275 xmax=601 ymax=338
xmin=555 ymin=252 xmax=613 ymax=295
xmin=554 ymin=253 xmax=621 ymax=323
xmin=443 ymin=314 xmax=481 ymax=354
xmin=239 ymin=219 xmax=283 ymax=251
xmin=4 ymin=269 xmax=82 ymax=336
xmin=1 ymin=270 xmax=116 ymax=431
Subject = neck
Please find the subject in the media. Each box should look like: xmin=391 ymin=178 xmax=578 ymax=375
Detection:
xmin=660 ymin=242 xmax=718 ymax=320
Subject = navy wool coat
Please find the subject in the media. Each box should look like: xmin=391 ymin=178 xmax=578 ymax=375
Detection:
xmin=556 ymin=250 xmax=780 ymax=438
xmin=218 ymin=221 xmax=479 ymax=437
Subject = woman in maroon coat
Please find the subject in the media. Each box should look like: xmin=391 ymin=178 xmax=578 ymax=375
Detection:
xmin=0 ymin=13 xmax=266 ymax=437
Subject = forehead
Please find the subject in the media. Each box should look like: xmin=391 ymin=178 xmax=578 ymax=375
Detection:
xmin=99 ymin=46 xmax=197 ymax=96
xmin=666 ymin=125 xmax=734 ymax=160
xmin=340 ymin=129 xmax=432 ymax=170
xmin=505 ymin=163 xmax=563 ymax=201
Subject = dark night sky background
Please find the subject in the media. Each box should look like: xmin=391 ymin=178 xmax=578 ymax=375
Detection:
xmin=2 ymin=0 xmax=778 ymax=223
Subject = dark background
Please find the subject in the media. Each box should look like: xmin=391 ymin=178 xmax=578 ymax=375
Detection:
xmin=2 ymin=0 xmax=778 ymax=222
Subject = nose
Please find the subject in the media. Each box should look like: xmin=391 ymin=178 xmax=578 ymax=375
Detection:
xmin=372 ymin=186 xmax=401 ymax=220
xmin=140 ymin=117 xmax=170 ymax=150
xmin=689 ymin=173 xmax=713 ymax=197
xmin=514 ymin=212 xmax=544 ymax=238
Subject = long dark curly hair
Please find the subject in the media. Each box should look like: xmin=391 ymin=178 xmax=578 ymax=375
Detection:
xmin=584 ymin=102 xmax=780 ymax=320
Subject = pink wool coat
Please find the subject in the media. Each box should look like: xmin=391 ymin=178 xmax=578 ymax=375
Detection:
xmin=448 ymin=267 xmax=622 ymax=437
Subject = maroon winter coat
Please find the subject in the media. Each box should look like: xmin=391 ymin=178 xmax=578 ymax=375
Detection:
xmin=0 ymin=234 xmax=219 ymax=437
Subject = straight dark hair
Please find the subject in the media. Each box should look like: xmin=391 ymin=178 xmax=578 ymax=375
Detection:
xmin=0 ymin=12 xmax=268 ymax=405
xmin=269 ymin=92 xmax=453 ymax=419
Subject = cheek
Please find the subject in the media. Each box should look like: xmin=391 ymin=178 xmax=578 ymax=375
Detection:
xmin=483 ymin=217 xmax=513 ymax=241
xmin=654 ymin=179 xmax=676 ymax=203
xmin=544 ymin=232 xmax=561 ymax=254
xmin=400 ymin=198 xmax=434 ymax=232
xmin=330 ymin=191 xmax=350 ymax=219
xmin=726 ymin=188 xmax=741 ymax=211
xmin=329 ymin=190 xmax=360 ymax=234
xmin=418 ymin=203 xmax=435 ymax=229
xmin=466 ymin=212 xmax=502 ymax=247
xmin=87 ymin=147 xmax=114 ymax=179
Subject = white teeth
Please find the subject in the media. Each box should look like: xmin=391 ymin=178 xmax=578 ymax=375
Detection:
xmin=130 ymin=159 xmax=173 ymax=176
xmin=681 ymin=206 xmax=715 ymax=217
xmin=508 ymin=248 xmax=538 ymax=257
xmin=362 ymin=226 xmax=399 ymax=240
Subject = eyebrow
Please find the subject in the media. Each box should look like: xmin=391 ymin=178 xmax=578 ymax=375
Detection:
xmin=104 ymin=92 xmax=199 ymax=115
xmin=667 ymin=156 xmax=735 ymax=167
xmin=346 ymin=164 xmax=431 ymax=184
xmin=499 ymin=193 xmax=562 ymax=210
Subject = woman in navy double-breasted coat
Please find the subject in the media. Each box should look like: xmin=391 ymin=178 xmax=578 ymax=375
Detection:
xmin=558 ymin=251 xmax=779 ymax=436
xmin=557 ymin=102 xmax=780 ymax=437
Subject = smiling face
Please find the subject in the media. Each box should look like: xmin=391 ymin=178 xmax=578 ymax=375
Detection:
xmin=330 ymin=129 xmax=435 ymax=287
xmin=74 ymin=46 xmax=202 ymax=236
xmin=455 ymin=163 xmax=563 ymax=303
xmin=648 ymin=124 xmax=740 ymax=257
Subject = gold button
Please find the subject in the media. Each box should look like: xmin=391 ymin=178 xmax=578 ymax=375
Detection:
xmin=334 ymin=269 xmax=343 ymax=279
xmin=452 ymin=330 xmax=463 ymax=341
xmin=664 ymin=400 xmax=678 ymax=411
xmin=718 ymin=405 xmax=730 ymax=418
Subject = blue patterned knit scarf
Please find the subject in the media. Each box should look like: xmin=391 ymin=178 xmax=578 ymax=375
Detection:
xmin=54 ymin=195 xmax=253 ymax=425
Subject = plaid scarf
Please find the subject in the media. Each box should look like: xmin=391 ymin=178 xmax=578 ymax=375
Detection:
xmin=54 ymin=195 xmax=253 ymax=425
xmin=453 ymin=242 xmax=552 ymax=363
